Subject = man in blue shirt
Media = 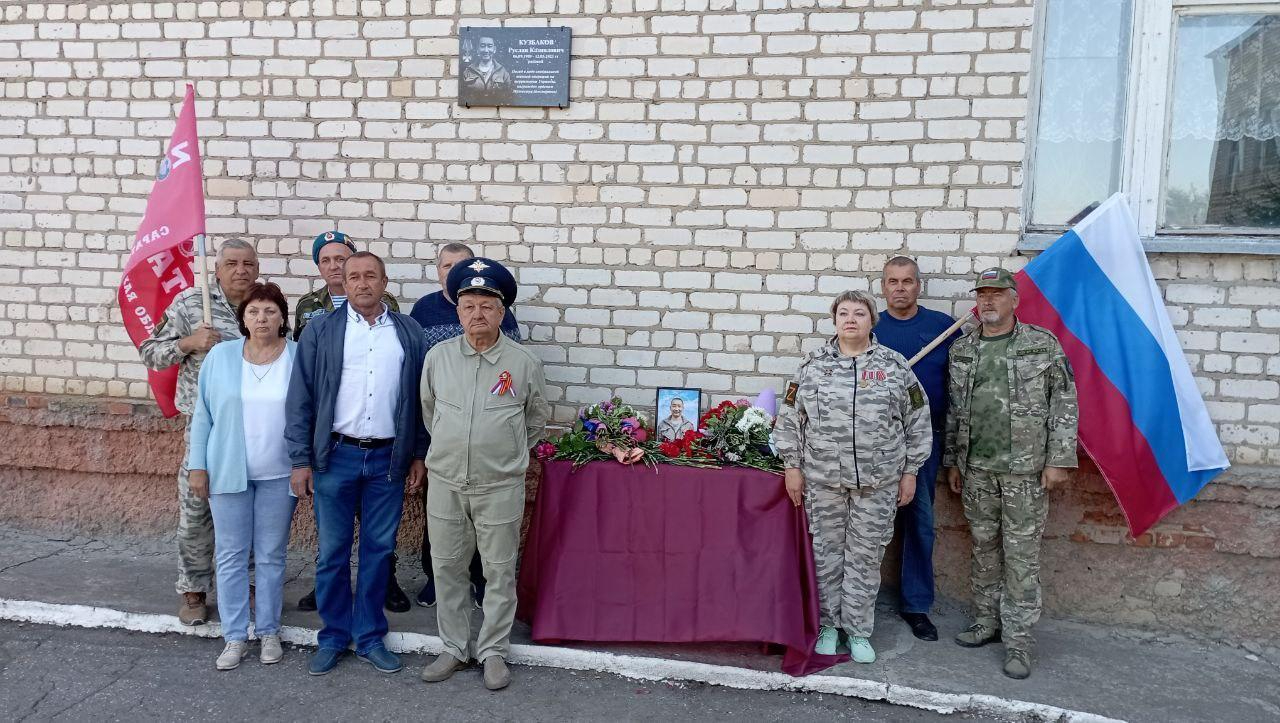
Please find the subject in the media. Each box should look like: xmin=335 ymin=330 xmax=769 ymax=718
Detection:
xmin=874 ymin=256 xmax=961 ymax=642
xmin=409 ymin=243 xmax=520 ymax=610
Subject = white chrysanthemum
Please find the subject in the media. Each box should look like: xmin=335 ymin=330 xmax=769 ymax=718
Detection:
xmin=736 ymin=407 xmax=772 ymax=434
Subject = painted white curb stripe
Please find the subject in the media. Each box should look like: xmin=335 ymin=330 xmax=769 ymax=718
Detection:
xmin=0 ymin=599 xmax=1122 ymax=723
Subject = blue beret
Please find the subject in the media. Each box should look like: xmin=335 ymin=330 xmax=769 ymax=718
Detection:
xmin=447 ymin=257 xmax=517 ymax=308
xmin=311 ymin=230 xmax=357 ymax=264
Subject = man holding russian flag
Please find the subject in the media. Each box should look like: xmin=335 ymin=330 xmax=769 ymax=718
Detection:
xmin=943 ymin=267 xmax=1079 ymax=681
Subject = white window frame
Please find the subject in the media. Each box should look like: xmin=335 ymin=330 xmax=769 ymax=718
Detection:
xmin=1021 ymin=0 xmax=1280 ymax=254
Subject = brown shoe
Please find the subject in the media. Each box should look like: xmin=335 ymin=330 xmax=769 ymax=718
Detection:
xmin=482 ymin=656 xmax=511 ymax=691
xmin=420 ymin=652 xmax=466 ymax=683
xmin=179 ymin=592 xmax=208 ymax=626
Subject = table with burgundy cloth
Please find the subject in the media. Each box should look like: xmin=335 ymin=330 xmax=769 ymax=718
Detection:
xmin=516 ymin=460 xmax=847 ymax=676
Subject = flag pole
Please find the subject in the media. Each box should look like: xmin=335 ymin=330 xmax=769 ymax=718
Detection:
xmin=194 ymin=233 xmax=212 ymax=325
xmin=907 ymin=310 xmax=974 ymax=367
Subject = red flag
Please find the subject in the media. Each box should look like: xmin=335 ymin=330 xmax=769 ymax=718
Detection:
xmin=117 ymin=84 xmax=206 ymax=418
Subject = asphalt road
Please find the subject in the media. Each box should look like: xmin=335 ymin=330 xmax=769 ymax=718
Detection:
xmin=0 ymin=623 xmax=960 ymax=722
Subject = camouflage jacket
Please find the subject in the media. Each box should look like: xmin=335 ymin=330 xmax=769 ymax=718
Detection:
xmin=137 ymin=284 xmax=242 ymax=416
xmin=293 ymin=285 xmax=400 ymax=341
xmin=943 ymin=320 xmax=1079 ymax=474
xmin=774 ymin=338 xmax=933 ymax=490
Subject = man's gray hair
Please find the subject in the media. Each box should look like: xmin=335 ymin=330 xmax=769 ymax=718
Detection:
xmin=830 ymin=289 xmax=878 ymax=328
xmin=882 ymin=255 xmax=919 ymax=281
xmin=437 ymin=243 xmax=475 ymax=263
xmin=215 ymin=238 xmax=256 ymax=266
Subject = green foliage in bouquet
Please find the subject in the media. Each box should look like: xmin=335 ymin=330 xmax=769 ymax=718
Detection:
xmin=692 ymin=399 xmax=783 ymax=473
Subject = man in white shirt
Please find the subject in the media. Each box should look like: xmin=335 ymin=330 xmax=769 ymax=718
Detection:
xmin=285 ymin=252 xmax=428 ymax=677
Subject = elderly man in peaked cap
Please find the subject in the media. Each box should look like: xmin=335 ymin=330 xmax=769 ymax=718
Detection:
xmin=418 ymin=257 xmax=549 ymax=691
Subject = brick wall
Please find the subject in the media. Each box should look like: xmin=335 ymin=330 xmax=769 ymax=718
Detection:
xmin=1 ymin=0 xmax=1278 ymax=470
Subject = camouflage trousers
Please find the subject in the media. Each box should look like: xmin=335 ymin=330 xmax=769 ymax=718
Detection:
xmin=175 ymin=423 xmax=216 ymax=595
xmin=960 ymin=468 xmax=1049 ymax=652
xmin=805 ymin=481 xmax=898 ymax=637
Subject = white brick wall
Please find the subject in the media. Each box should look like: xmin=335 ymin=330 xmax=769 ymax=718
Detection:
xmin=1 ymin=1 xmax=1278 ymax=464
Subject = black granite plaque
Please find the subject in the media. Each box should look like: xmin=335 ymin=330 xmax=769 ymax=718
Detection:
xmin=458 ymin=26 xmax=572 ymax=108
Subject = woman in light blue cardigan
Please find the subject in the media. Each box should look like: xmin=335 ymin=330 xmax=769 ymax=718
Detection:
xmin=188 ymin=282 xmax=298 ymax=671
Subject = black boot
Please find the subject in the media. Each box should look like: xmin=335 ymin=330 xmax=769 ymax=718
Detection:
xmin=297 ymin=588 xmax=318 ymax=612
xmin=385 ymin=574 xmax=411 ymax=613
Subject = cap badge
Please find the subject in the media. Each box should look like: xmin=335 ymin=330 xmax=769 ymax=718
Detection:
xmin=324 ymin=231 xmax=335 ymax=241
xmin=982 ymin=269 xmax=998 ymax=279
xmin=470 ymin=277 xmax=486 ymax=287
xmin=469 ymin=260 xmax=490 ymax=271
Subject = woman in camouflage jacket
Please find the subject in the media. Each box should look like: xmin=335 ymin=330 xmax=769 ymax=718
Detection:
xmin=774 ymin=290 xmax=933 ymax=663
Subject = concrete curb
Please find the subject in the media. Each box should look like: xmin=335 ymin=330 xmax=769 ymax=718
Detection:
xmin=0 ymin=598 xmax=1123 ymax=723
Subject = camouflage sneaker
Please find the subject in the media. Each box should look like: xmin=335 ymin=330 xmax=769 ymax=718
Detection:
xmin=954 ymin=622 xmax=1001 ymax=648
xmin=814 ymin=626 xmax=839 ymax=655
xmin=1003 ymin=648 xmax=1032 ymax=679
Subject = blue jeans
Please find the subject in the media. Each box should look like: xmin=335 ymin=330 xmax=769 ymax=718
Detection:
xmin=313 ymin=441 xmax=404 ymax=654
xmin=900 ymin=434 xmax=943 ymax=614
xmin=208 ymin=476 xmax=296 ymax=642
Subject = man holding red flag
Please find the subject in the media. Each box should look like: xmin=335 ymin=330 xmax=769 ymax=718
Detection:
xmin=140 ymin=239 xmax=259 ymax=625
xmin=118 ymin=84 xmax=262 ymax=626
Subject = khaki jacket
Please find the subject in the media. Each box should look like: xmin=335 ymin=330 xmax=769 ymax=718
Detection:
xmin=420 ymin=333 xmax=550 ymax=492
xmin=943 ymin=320 xmax=1079 ymax=475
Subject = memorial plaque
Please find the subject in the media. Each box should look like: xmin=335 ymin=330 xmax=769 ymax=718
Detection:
xmin=458 ymin=26 xmax=572 ymax=108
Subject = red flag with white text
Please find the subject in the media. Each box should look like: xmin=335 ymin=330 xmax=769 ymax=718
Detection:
xmin=117 ymin=84 xmax=206 ymax=418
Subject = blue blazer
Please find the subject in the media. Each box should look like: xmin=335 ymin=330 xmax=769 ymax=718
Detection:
xmin=188 ymin=338 xmax=297 ymax=495
xmin=285 ymin=302 xmax=429 ymax=484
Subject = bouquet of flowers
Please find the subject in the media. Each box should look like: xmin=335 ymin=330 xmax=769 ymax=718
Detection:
xmin=692 ymin=399 xmax=783 ymax=473
xmin=535 ymin=397 xmax=654 ymax=469
xmin=537 ymin=393 xmax=782 ymax=473
xmin=536 ymin=397 xmax=720 ymax=470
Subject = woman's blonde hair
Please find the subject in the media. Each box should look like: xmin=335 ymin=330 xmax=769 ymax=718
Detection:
xmin=829 ymin=289 xmax=878 ymax=328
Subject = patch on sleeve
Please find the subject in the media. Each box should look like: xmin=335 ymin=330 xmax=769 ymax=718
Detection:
xmin=1062 ymin=357 xmax=1074 ymax=382
xmin=908 ymin=382 xmax=925 ymax=410
xmin=784 ymin=381 xmax=799 ymax=407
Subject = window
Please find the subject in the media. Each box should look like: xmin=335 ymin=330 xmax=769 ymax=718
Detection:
xmin=1025 ymin=0 xmax=1280 ymax=252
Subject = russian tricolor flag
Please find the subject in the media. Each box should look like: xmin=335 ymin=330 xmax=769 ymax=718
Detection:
xmin=1015 ymin=194 xmax=1229 ymax=536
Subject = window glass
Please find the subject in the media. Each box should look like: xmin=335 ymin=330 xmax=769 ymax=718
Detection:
xmin=1161 ymin=14 xmax=1280 ymax=231
xmin=1029 ymin=0 xmax=1134 ymax=227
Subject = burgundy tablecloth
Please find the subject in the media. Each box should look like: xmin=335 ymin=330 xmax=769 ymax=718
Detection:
xmin=516 ymin=460 xmax=848 ymax=676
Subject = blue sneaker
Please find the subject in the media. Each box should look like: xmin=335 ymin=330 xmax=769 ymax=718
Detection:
xmin=308 ymin=648 xmax=345 ymax=676
xmin=849 ymin=636 xmax=876 ymax=664
xmin=357 ymin=645 xmax=403 ymax=674
xmin=814 ymin=626 xmax=839 ymax=655
xmin=416 ymin=578 xmax=437 ymax=608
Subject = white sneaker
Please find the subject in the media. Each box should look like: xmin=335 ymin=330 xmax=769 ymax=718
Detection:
xmin=260 ymin=635 xmax=283 ymax=665
xmin=216 ymin=641 xmax=248 ymax=671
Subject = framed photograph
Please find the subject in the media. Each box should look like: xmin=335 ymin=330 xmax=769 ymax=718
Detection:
xmin=458 ymin=26 xmax=572 ymax=108
xmin=655 ymin=387 xmax=702 ymax=443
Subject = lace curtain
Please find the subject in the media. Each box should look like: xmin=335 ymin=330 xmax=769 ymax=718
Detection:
xmin=1035 ymin=0 xmax=1133 ymax=144
xmin=1168 ymin=15 xmax=1280 ymax=143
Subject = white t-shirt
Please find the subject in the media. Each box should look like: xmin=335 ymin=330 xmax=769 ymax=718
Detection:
xmin=241 ymin=351 xmax=292 ymax=481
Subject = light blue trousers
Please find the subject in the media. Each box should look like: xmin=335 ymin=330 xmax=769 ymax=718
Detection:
xmin=208 ymin=476 xmax=296 ymax=642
